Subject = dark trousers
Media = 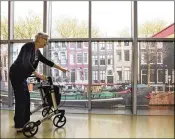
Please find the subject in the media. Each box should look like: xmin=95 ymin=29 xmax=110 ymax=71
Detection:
xmin=9 ymin=70 xmax=30 ymax=128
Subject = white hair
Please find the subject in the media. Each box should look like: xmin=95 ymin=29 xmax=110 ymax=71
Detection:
xmin=34 ymin=32 xmax=49 ymax=41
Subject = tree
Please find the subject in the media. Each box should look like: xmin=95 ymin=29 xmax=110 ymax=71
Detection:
xmin=138 ymin=20 xmax=167 ymax=38
xmin=55 ymin=18 xmax=100 ymax=38
xmin=14 ymin=12 xmax=42 ymax=39
xmin=1 ymin=12 xmax=42 ymax=40
xmin=1 ymin=17 xmax=8 ymax=40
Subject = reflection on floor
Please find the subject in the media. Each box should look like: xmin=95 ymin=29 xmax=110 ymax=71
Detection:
xmin=1 ymin=102 xmax=174 ymax=115
xmin=1 ymin=110 xmax=174 ymax=138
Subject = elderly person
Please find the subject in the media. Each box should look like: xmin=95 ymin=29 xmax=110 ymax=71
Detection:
xmin=9 ymin=32 xmax=68 ymax=132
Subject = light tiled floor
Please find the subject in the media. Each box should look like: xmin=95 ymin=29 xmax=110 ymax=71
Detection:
xmin=0 ymin=110 xmax=174 ymax=138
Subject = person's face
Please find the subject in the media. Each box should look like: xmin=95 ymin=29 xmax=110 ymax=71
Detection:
xmin=37 ymin=37 xmax=48 ymax=48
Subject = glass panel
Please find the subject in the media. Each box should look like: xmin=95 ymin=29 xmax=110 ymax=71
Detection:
xmin=1 ymin=1 xmax=8 ymax=40
xmin=92 ymin=1 xmax=131 ymax=38
xmin=138 ymin=1 xmax=174 ymax=38
xmin=42 ymin=42 xmax=89 ymax=108
xmin=14 ymin=1 xmax=43 ymax=39
xmin=91 ymin=41 xmax=132 ymax=111
xmin=0 ymin=44 xmax=8 ymax=94
xmin=51 ymin=1 xmax=88 ymax=38
xmin=138 ymin=42 xmax=174 ymax=115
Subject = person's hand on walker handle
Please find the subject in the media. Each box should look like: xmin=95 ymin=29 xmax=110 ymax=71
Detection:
xmin=32 ymin=71 xmax=47 ymax=80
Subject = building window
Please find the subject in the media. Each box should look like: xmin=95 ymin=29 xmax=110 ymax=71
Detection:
xmin=141 ymin=69 xmax=147 ymax=84
xmin=157 ymin=69 xmax=164 ymax=83
xmin=117 ymin=71 xmax=122 ymax=81
xmin=141 ymin=52 xmax=147 ymax=64
xmin=107 ymin=42 xmax=113 ymax=50
xmin=84 ymin=69 xmax=88 ymax=80
xmin=77 ymin=69 xmax=83 ymax=81
xmin=124 ymin=50 xmax=130 ymax=61
xmin=70 ymin=42 xmax=76 ymax=49
xmin=150 ymin=69 xmax=155 ymax=83
xmin=77 ymin=42 xmax=82 ymax=49
xmin=157 ymin=52 xmax=163 ymax=63
xmin=92 ymin=42 xmax=98 ymax=51
xmin=83 ymin=42 xmax=88 ymax=48
xmin=70 ymin=69 xmax=75 ymax=82
xmin=149 ymin=52 xmax=156 ymax=64
xmin=93 ymin=71 xmax=98 ymax=82
xmin=77 ymin=53 xmax=83 ymax=63
xmin=99 ymin=42 xmax=105 ymax=50
xmin=60 ymin=52 xmax=66 ymax=64
xmin=107 ymin=55 xmax=112 ymax=65
xmin=55 ymin=42 xmax=61 ymax=49
xmin=114 ymin=42 xmax=121 ymax=47
xmin=62 ymin=42 xmax=67 ymax=49
xmin=100 ymin=71 xmax=105 ymax=82
xmin=172 ymin=69 xmax=174 ymax=83
xmin=100 ymin=55 xmax=105 ymax=65
xmin=165 ymin=69 xmax=168 ymax=83
xmin=84 ymin=53 xmax=88 ymax=64
xmin=124 ymin=68 xmax=130 ymax=81
xmin=124 ymin=41 xmax=129 ymax=46
xmin=92 ymin=56 xmax=98 ymax=65
xmin=116 ymin=51 xmax=122 ymax=61
xmin=70 ymin=54 xmax=76 ymax=64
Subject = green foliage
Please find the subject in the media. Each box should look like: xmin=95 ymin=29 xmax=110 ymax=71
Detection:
xmin=55 ymin=18 xmax=100 ymax=38
xmin=138 ymin=20 xmax=167 ymax=38
xmin=1 ymin=12 xmax=42 ymax=40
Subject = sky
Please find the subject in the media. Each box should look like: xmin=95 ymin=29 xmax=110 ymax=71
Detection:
xmin=1 ymin=1 xmax=174 ymax=37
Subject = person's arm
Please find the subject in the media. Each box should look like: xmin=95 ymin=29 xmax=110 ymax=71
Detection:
xmin=53 ymin=64 xmax=69 ymax=72
xmin=38 ymin=50 xmax=54 ymax=67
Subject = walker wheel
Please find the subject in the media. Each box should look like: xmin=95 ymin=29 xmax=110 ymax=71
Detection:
xmin=42 ymin=107 xmax=53 ymax=118
xmin=53 ymin=115 xmax=66 ymax=128
xmin=22 ymin=122 xmax=38 ymax=138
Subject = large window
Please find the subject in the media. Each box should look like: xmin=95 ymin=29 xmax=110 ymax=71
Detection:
xmin=0 ymin=44 xmax=8 ymax=92
xmin=14 ymin=1 xmax=43 ymax=39
xmin=138 ymin=42 xmax=174 ymax=108
xmin=92 ymin=1 xmax=131 ymax=38
xmin=51 ymin=1 xmax=88 ymax=38
xmin=138 ymin=1 xmax=174 ymax=38
xmin=1 ymin=1 xmax=8 ymax=40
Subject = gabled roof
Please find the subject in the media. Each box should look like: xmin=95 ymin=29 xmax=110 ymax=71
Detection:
xmin=152 ymin=23 xmax=174 ymax=38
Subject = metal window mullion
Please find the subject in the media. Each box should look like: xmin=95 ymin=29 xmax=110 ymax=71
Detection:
xmin=88 ymin=1 xmax=92 ymax=111
xmin=49 ymin=38 xmax=132 ymax=42
xmin=138 ymin=38 xmax=174 ymax=42
xmin=8 ymin=1 xmax=14 ymax=107
xmin=131 ymin=1 xmax=138 ymax=115
xmin=43 ymin=1 xmax=49 ymax=75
